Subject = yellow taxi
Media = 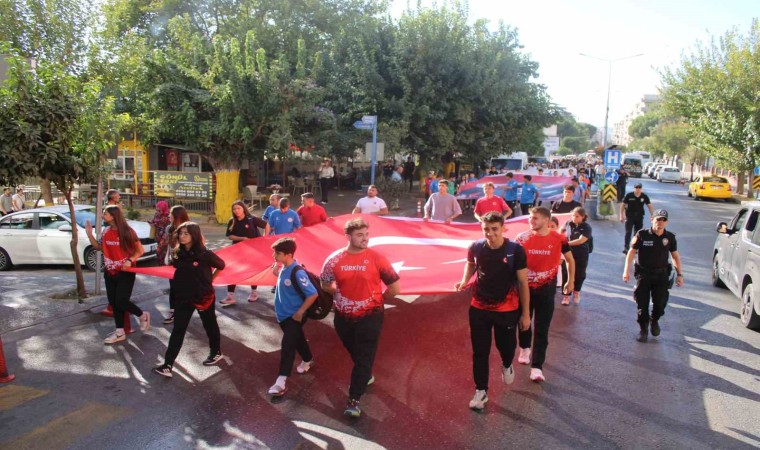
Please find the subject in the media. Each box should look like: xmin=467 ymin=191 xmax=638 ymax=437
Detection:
xmin=688 ymin=175 xmax=733 ymax=200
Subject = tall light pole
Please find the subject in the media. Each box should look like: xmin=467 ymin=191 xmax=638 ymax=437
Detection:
xmin=579 ymin=52 xmax=643 ymax=148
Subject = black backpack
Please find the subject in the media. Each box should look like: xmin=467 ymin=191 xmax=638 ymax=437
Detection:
xmin=290 ymin=265 xmax=333 ymax=320
xmin=588 ymin=235 xmax=594 ymax=254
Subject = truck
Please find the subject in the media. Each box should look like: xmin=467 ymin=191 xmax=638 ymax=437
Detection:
xmin=490 ymin=152 xmax=528 ymax=171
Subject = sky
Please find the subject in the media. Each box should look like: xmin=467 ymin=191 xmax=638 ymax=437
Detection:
xmin=391 ymin=0 xmax=757 ymax=129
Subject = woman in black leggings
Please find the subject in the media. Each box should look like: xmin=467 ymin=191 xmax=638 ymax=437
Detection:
xmin=153 ymin=222 xmax=226 ymax=377
xmin=563 ymin=207 xmax=592 ymax=305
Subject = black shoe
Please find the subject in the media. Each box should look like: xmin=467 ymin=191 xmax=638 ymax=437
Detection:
xmin=203 ymin=353 xmax=223 ymax=366
xmin=637 ymin=326 xmax=648 ymax=342
xmin=651 ymin=320 xmax=661 ymax=336
xmin=622 ymin=249 xmax=629 ymax=254
xmin=153 ymin=364 xmax=173 ymax=378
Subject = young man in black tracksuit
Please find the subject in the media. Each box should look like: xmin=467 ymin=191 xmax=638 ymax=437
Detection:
xmin=456 ymin=212 xmax=530 ymax=411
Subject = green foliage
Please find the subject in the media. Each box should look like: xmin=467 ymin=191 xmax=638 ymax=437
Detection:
xmin=628 ymin=108 xmax=663 ymax=140
xmin=661 ymin=19 xmax=760 ymax=173
xmin=560 ymin=136 xmax=591 ymax=153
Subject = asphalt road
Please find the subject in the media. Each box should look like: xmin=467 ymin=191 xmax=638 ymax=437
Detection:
xmin=1 ymin=177 xmax=758 ymax=449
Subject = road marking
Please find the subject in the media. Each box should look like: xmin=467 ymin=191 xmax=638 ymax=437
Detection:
xmin=0 ymin=402 xmax=131 ymax=450
xmin=0 ymin=385 xmax=50 ymax=411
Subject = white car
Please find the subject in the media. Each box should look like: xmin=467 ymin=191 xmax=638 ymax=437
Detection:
xmin=713 ymin=203 xmax=760 ymax=329
xmin=0 ymin=205 xmax=156 ymax=271
xmin=657 ymin=167 xmax=682 ymax=183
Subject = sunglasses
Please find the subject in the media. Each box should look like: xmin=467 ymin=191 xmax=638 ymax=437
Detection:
xmin=655 ymin=217 xmax=668 ymax=222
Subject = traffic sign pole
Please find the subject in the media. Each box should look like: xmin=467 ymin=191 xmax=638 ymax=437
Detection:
xmin=371 ymin=122 xmax=377 ymax=185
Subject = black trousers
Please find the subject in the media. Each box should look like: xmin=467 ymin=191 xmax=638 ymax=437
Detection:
xmin=572 ymin=252 xmax=589 ymax=292
xmin=634 ymin=271 xmax=670 ymax=327
xmin=624 ymin=216 xmax=644 ymax=250
xmin=164 ymin=301 xmax=221 ymax=366
xmin=319 ymin=178 xmax=331 ymax=202
xmin=406 ymin=177 xmax=414 ymax=192
xmin=227 ymin=285 xmax=257 ymax=292
xmin=520 ymin=202 xmax=533 ymax=216
xmin=518 ymin=283 xmax=556 ymax=369
xmin=616 ymin=184 xmax=626 ymax=202
xmin=104 ymin=271 xmax=141 ymax=329
xmin=470 ymin=306 xmax=519 ymax=391
xmin=334 ymin=311 xmax=384 ymax=400
xmin=505 ymin=201 xmax=517 ymax=218
xmin=278 ymin=317 xmax=313 ymax=376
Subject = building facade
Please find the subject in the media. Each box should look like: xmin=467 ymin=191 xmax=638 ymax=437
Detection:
xmin=612 ymin=94 xmax=660 ymax=146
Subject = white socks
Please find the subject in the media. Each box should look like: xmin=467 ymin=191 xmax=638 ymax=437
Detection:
xmin=276 ymin=375 xmax=287 ymax=387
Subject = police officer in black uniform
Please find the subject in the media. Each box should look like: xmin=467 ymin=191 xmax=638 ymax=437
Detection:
xmin=622 ymin=209 xmax=684 ymax=342
xmin=620 ymin=182 xmax=655 ymax=253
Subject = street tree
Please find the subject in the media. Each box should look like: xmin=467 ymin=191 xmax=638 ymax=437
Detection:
xmin=661 ymin=20 xmax=760 ymax=195
xmin=0 ymin=55 xmax=122 ymax=298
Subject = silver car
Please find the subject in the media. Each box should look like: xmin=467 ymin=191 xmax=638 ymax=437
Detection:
xmin=0 ymin=205 xmax=156 ymax=271
xmin=713 ymin=202 xmax=760 ymax=329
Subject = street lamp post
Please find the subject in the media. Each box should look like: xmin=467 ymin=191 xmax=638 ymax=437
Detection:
xmin=579 ymin=52 xmax=644 ymax=147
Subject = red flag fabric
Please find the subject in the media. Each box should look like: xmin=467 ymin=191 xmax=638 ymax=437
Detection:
xmin=130 ymin=213 xmax=571 ymax=294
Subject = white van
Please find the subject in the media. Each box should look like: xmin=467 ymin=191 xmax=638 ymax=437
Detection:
xmin=622 ymin=153 xmax=644 ymax=178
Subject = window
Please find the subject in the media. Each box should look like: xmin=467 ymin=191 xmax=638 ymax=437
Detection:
xmin=39 ymin=213 xmax=67 ymax=230
xmin=732 ymin=209 xmax=748 ymax=232
xmin=0 ymin=213 xmax=34 ymax=229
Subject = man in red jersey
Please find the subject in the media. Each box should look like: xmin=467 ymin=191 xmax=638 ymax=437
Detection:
xmin=296 ymin=192 xmax=327 ymax=227
xmin=473 ymin=182 xmax=512 ymax=221
xmin=321 ymin=218 xmax=401 ymax=419
xmin=514 ymin=206 xmax=575 ymax=383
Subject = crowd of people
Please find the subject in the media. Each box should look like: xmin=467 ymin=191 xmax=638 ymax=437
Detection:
xmin=84 ymin=158 xmax=684 ymax=418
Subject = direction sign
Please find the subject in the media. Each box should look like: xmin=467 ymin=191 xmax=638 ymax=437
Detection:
xmin=353 ymin=120 xmax=374 ymax=130
xmin=754 ymin=166 xmax=760 ymax=176
xmin=604 ymin=149 xmax=622 ymax=169
xmin=605 ymin=171 xmax=619 ymax=184
xmin=361 ymin=115 xmax=377 ymax=124
xmin=602 ymin=184 xmax=617 ymax=202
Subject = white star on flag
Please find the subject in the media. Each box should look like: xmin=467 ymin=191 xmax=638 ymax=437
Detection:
xmin=391 ymin=261 xmax=426 ymax=273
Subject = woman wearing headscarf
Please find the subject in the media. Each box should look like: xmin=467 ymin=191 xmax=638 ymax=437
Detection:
xmin=151 ymin=201 xmax=171 ymax=265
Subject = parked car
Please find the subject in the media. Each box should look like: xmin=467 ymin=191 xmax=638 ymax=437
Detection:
xmin=688 ymin=175 xmax=733 ymax=201
xmin=650 ymin=164 xmax=667 ymax=179
xmin=657 ymin=166 xmax=682 ymax=183
xmin=0 ymin=205 xmax=156 ymax=271
xmin=643 ymin=162 xmax=656 ymax=176
xmin=713 ymin=203 xmax=760 ymax=329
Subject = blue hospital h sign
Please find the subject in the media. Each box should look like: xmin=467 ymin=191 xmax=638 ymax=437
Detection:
xmin=604 ymin=149 xmax=622 ymax=169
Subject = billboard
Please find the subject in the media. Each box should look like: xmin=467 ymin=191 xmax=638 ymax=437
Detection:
xmin=154 ymin=171 xmax=212 ymax=198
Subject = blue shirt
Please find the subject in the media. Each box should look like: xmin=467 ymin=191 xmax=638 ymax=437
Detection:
xmin=503 ymin=179 xmax=519 ymax=201
xmin=573 ymin=183 xmax=585 ymax=203
xmin=391 ymin=171 xmax=403 ymax=182
xmin=430 ymin=179 xmax=439 ymax=194
xmin=275 ymin=260 xmax=317 ymax=322
xmin=268 ymin=209 xmax=301 ymax=235
xmin=262 ymin=205 xmax=277 ymax=222
xmin=520 ymin=182 xmax=539 ymax=204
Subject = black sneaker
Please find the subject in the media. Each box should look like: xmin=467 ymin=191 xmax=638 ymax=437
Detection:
xmin=344 ymin=399 xmax=361 ymax=418
xmin=637 ymin=327 xmax=648 ymax=343
xmin=622 ymin=249 xmax=629 ymax=254
xmin=203 ymin=353 xmax=223 ymax=366
xmin=651 ymin=320 xmax=661 ymax=336
xmin=153 ymin=364 xmax=173 ymax=378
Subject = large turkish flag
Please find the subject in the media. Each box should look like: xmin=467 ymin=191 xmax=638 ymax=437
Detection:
xmin=130 ymin=214 xmax=570 ymax=294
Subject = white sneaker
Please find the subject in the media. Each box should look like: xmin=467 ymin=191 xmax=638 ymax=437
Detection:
xmin=268 ymin=383 xmax=287 ymax=396
xmin=518 ymin=348 xmax=531 ymax=365
xmin=248 ymin=291 xmax=259 ymax=302
xmin=561 ymin=296 xmax=570 ymax=305
xmin=530 ymin=368 xmax=546 ymax=383
xmin=501 ymin=364 xmax=515 ymax=385
xmin=104 ymin=331 xmax=126 ymax=344
xmin=469 ymin=389 xmax=488 ymax=410
xmin=139 ymin=311 xmax=151 ymax=332
xmin=220 ymin=296 xmax=236 ymax=306
xmin=296 ymin=360 xmax=313 ymax=374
